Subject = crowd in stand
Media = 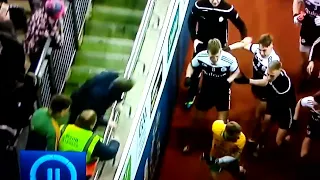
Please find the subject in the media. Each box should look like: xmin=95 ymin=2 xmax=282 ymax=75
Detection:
xmin=0 ymin=0 xmax=134 ymax=179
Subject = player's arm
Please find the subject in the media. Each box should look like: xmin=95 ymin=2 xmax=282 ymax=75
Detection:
xmin=188 ymin=2 xmax=200 ymax=41
xmin=227 ymin=58 xmax=240 ymax=83
xmin=227 ymin=5 xmax=247 ymax=40
xmin=249 ymin=76 xmax=268 ymax=87
xmin=186 ymin=55 xmax=200 ymax=78
xmin=293 ymin=0 xmax=303 ymax=15
xmin=294 ymin=96 xmax=315 ymax=120
xmin=227 ymin=39 xmax=255 ymax=52
xmin=230 ymin=141 xmax=245 ymax=159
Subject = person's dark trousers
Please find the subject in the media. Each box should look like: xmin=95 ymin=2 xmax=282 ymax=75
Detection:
xmin=28 ymin=50 xmax=43 ymax=73
xmin=25 ymin=129 xmax=47 ymax=150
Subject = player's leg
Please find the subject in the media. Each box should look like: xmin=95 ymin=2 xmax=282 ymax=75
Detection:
xmin=182 ymin=89 xmax=213 ymax=153
xmin=248 ymin=86 xmax=267 ymax=143
xmin=301 ymin=119 xmax=320 ymax=157
xmin=300 ymin=136 xmax=311 ymax=158
xmin=275 ymin=106 xmax=295 ymax=146
xmin=298 ymin=17 xmax=317 ymax=91
xmin=216 ymin=88 xmax=231 ymax=123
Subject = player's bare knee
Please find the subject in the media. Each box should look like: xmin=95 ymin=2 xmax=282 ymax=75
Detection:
xmin=217 ymin=111 xmax=228 ymax=122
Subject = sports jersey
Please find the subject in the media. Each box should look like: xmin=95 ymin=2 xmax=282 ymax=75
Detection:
xmin=304 ymin=0 xmax=320 ymax=17
xmin=248 ymin=44 xmax=280 ymax=79
xmin=188 ymin=0 xmax=247 ymax=46
xmin=266 ymin=70 xmax=296 ymax=106
xmin=301 ymin=96 xmax=320 ymax=122
xmin=211 ymin=120 xmax=246 ymax=158
xmin=191 ymin=50 xmax=238 ymax=83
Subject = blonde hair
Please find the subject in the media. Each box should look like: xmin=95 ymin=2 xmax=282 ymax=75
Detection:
xmin=268 ymin=60 xmax=282 ymax=71
xmin=207 ymin=38 xmax=222 ymax=55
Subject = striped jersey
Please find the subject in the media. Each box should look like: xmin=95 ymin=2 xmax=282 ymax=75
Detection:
xmin=300 ymin=96 xmax=320 ymax=122
xmin=191 ymin=50 xmax=238 ymax=82
xmin=248 ymin=44 xmax=280 ymax=79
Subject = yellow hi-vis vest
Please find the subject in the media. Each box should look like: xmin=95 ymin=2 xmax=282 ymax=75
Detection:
xmin=58 ymin=124 xmax=101 ymax=163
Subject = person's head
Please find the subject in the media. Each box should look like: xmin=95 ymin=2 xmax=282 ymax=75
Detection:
xmin=49 ymin=95 xmax=71 ymax=117
xmin=207 ymin=38 xmax=222 ymax=64
xmin=209 ymin=0 xmax=222 ymax=7
xmin=312 ymin=91 xmax=320 ymax=111
xmin=113 ymin=77 xmax=135 ymax=93
xmin=75 ymin=109 xmax=97 ymax=130
xmin=45 ymin=0 xmax=65 ymax=20
xmin=258 ymin=34 xmax=273 ymax=57
xmin=266 ymin=60 xmax=282 ymax=82
xmin=224 ymin=121 xmax=242 ymax=142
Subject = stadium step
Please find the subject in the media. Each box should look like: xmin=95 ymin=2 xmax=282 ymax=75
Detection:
xmin=63 ymin=3 xmax=144 ymax=97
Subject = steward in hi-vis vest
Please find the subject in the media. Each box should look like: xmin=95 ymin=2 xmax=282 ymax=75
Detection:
xmin=58 ymin=110 xmax=120 ymax=178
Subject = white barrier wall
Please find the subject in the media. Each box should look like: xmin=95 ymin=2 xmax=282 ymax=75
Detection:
xmin=112 ymin=0 xmax=191 ymax=179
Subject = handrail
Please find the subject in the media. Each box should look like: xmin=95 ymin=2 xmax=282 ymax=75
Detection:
xmin=92 ymin=0 xmax=156 ymax=179
xmin=35 ymin=38 xmax=52 ymax=77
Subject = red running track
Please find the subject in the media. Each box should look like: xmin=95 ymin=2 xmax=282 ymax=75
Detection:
xmin=159 ymin=0 xmax=320 ymax=180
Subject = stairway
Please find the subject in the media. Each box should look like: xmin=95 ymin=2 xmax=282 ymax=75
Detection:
xmin=63 ymin=0 xmax=146 ymax=101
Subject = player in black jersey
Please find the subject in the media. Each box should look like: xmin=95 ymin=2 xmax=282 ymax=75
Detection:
xmin=294 ymin=91 xmax=320 ymax=157
xmin=183 ymin=38 xmax=240 ymax=153
xmin=241 ymin=61 xmax=297 ymax=149
xmin=184 ymin=0 xmax=248 ymax=109
xmin=293 ymin=0 xmax=320 ymax=89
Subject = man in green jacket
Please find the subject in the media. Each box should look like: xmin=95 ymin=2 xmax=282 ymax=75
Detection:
xmin=26 ymin=95 xmax=71 ymax=150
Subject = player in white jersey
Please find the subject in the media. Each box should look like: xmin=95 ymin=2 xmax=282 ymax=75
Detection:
xmin=293 ymin=0 xmax=320 ymax=90
xmin=227 ymin=34 xmax=280 ymax=149
xmin=294 ymin=91 xmax=320 ymax=158
xmin=183 ymin=38 xmax=240 ymax=153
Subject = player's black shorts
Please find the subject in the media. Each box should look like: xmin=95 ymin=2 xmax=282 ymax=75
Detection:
xmin=306 ymin=119 xmax=320 ymax=140
xmin=251 ymin=86 xmax=267 ymax=101
xmin=300 ymin=15 xmax=320 ymax=46
xmin=266 ymin=102 xmax=295 ymax=130
xmin=195 ymin=85 xmax=230 ymax=112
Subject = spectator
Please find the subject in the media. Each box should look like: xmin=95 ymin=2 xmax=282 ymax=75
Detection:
xmin=24 ymin=0 xmax=65 ymax=72
xmin=59 ymin=110 xmax=120 ymax=178
xmin=26 ymin=94 xmax=71 ymax=151
xmin=69 ymin=71 xmax=134 ymax=126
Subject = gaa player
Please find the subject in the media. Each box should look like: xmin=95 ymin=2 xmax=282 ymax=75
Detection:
xmin=294 ymin=91 xmax=320 ymax=158
xmin=183 ymin=38 xmax=240 ymax=153
xmin=184 ymin=0 xmax=248 ymax=109
xmin=228 ymin=34 xmax=281 ymax=148
xmin=293 ymin=0 xmax=320 ymax=89
xmin=241 ymin=61 xmax=297 ymax=150
xmin=202 ymin=120 xmax=246 ymax=180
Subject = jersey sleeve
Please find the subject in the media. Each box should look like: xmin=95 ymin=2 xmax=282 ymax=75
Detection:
xmin=191 ymin=54 xmax=200 ymax=68
xmin=246 ymin=43 xmax=259 ymax=54
xmin=300 ymin=96 xmax=315 ymax=108
xmin=226 ymin=5 xmax=247 ymax=39
xmin=212 ymin=120 xmax=225 ymax=136
xmin=230 ymin=57 xmax=239 ymax=72
xmin=235 ymin=133 xmax=246 ymax=151
xmin=188 ymin=2 xmax=200 ymax=41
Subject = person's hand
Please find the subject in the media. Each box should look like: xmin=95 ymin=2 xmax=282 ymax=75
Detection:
xmin=0 ymin=3 xmax=10 ymax=21
xmin=193 ymin=39 xmax=203 ymax=52
xmin=215 ymin=156 xmax=236 ymax=165
xmin=234 ymin=75 xmax=250 ymax=84
xmin=184 ymin=77 xmax=192 ymax=87
xmin=315 ymin=16 xmax=320 ymax=26
xmin=241 ymin=37 xmax=252 ymax=45
xmin=293 ymin=12 xmax=305 ymax=25
xmin=306 ymin=61 xmax=314 ymax=75
xmin=108 ymin=121 xmax=117 ymax=129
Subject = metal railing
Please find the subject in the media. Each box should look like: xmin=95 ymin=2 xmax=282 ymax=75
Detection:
xmin=92 ymin=0 xmax=156 ymax=179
